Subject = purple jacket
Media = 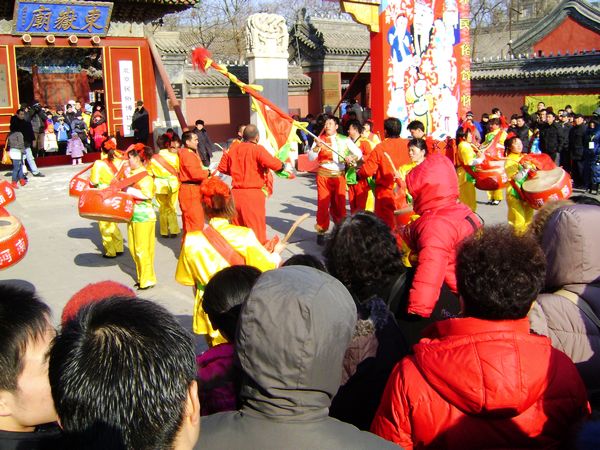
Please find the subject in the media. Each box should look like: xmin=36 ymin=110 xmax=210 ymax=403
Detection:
xmin=196 ymin=343 xmax=238 ymax=416
xmin=66 ymin=136 xmax=86 ymax=158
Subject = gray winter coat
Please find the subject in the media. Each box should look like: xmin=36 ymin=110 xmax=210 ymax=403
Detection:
xmin=199 ymin=266 xmax=399 ymax=449
xmin=529 ymin=204 xmax=600 ymax=397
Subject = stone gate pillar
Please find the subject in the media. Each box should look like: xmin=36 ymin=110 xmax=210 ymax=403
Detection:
xmin=246 ymin=13 xmax=289 ymax=123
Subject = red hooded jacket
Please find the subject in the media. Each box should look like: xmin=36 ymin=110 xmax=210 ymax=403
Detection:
xmin=371 ymin=317 xmax=590 ymax=449
xmin=404 ymin=154 xmax=481 ymax=317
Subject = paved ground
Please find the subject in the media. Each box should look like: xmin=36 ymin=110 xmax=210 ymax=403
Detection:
xmin=1 ymin=153 xmax=507 ymax=347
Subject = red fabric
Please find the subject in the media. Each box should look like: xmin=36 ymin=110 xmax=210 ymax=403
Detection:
xmin=348 ymin=180 xmax=370 ymax=214
xmin=231 ymin=188 xmax=268 ymax=244
xmin=358 ymin=138 xmax=410 ymax=229
xmin=217 ymin=142 xmax=283 ymax=190
xmin=404 ymin=154 xmax=481 ymax=317
xmin=371 ymin=317 xmax=590 ymax=449
xmin=257 ymin=102 xmax=293 ymax=150
xmin=217 ymin=142 xmax=283 ymax=243
xmin=178 ymin=148 xmax=209 ymax=233
xmin=316 ymin=174 xmax=347 ymax=232
xmin=196 ymin=343 xmax=237 ymax=416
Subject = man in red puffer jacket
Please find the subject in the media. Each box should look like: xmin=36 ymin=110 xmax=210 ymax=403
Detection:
xmin=403 ymin=153 xmax=481 ymax=318
xmin=372 ymin=226 xmax=590 ymax=450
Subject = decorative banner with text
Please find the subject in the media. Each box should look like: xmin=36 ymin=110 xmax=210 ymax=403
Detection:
xmin=12 ymin=0 xmax=113 ymax=36
xmin=381 ymin=0 xmax=471 ymax=139
xmin=119 ymin=60 xmax=135 ymax=138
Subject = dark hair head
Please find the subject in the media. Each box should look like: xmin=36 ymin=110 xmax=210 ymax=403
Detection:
xmin=491 ymin=107 xmax=501 ymax=115
xmin=510 ymin=114 xmax=519 ymax=120
xmin=136 ymin=100 xmax=143 ymax=107
xmin=383 ymin=117 xmax=402 ymax=138
xmin=457 ymin=225 xmax=546 ymax=320
xmin=181 ymin=131 xmax=195 ymax=147
xmin=456 ymin=127 xmax=471 ymax=142
xmin=195 ymin=119 xmax=204 ymax=126
xmin=0 ymin=285 xmax=50 ymax=392
xmin=482 ymin=113 xmax=489 ymax=119
xmin=282 ymin=254 xmax=327 ymax=272
xmin=170 ymin=134 xmax=182 ymax=146
xmin=347 ymin=119 xmax=363 ymax=134
xmin=324 ymin=115 xmax=340 ymax=126
xmin=323 ymin=212 xmax=405 ymax=303
xmin=488 ymin=117 xmax=500 ymax=127
xmin=574 ymin=113 xmax=584 ymax=119
xmin=126 ymin=144 xmax=153 ymax=162
xmin=156 ymin=134 xmax=171 ymax=149
xmin=504 ymin=136 xmax=521 ymax=153
xmin=49 ymin=297 xmax=196 ymax=450
xmin=203 ymin=266 xmax=261 ymax=341
xmin=407 ymin=120 xmax=425 ymax=132
xmin=546 ymin=111 xmax=556 ymax=118
xmin=242 ymin=124 xmax=259 ymax=141
xmin=408 ymin=138 xmax=428 ymax=154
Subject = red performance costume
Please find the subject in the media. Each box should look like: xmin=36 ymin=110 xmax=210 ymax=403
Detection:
xmin=217 ymin=140 xmax=283 ymax=244
xmin=178 ymin=146 xmax=209 ymax=233
xmin=358 ymin=137 xmax=410 ymax=229
xmin=348 ymin=137 xmax=372 ymax=214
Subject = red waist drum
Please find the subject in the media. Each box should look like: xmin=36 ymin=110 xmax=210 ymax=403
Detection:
xmin=521 ymin=167 xmax=572 ymax=209
xmin=78 ymin=188 xmax=135 ymax=223
xmin=0 ymin=181 xmax=16 ymax=208
xmin=0 ymin=211 xmax=28 ymax=270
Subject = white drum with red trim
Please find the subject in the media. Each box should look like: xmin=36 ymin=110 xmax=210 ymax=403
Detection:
xmin=521 ymin=167 xmax=572 ymax=209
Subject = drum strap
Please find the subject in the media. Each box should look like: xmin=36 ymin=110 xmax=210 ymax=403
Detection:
xmin=110 ymin=171 xmax=148 ymax=192
xmin=105 ymin=160 xmax=118 ymax=175
xmin=202 ymin=224 xmax=245 ymax=266
xmin=152 ymin=154 xmax=178 ymax=177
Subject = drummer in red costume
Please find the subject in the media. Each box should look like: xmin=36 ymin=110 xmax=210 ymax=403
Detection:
xmin=217 ymin=124 xmax=284 ymax=244
xmin=178 ymin=131 xmax=209 ymax=234
xmin=357 ymin=117 xmax=410 ymax=230
xmin=308 ymin=115 xmax=362 ymax=245
xmin=407 ymin=120 xmax=436 ymax=154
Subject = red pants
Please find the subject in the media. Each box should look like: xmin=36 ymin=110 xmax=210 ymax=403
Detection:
xmin=232 ymin=188 xmax=267 ymax=244
xmin=179 ymin=184 xmax=205 ymax=233
xmin=374 ymin=186 xmax=398 ymax=231
xmin=316 ymin=174 xmax=347 ymax=232
xmin=348 ymin=179 xmax=370 ymax=214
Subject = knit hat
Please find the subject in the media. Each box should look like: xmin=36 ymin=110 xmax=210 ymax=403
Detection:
xmin=61 ymin=280 xmax=136 ymax=325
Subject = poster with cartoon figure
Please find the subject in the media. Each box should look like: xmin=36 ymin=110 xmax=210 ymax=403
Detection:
xmin=381 ymin=0 xmax=470 ymax=139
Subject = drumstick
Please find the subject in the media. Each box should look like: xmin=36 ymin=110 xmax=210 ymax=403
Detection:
xmin=281 ymin=213 xmax=310 ymax=245
xmin=394 ymin=206 xmax=415 ymax=216
xmin=383 ymin=152 xmax=401 ymax=181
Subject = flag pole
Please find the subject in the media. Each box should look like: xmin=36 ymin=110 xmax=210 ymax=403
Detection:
xmin=191 ymin=47 xmax=348 ymax=160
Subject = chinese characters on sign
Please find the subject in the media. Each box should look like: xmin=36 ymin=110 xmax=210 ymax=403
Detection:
xmin=13 ymin=0 xmax=112 ymax=36
xmin=119 ymin=60 xmax=136 ymax=138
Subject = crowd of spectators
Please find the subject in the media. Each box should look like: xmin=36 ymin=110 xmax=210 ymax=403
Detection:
xmin=1 ymin=198 xmax=599 ymax=449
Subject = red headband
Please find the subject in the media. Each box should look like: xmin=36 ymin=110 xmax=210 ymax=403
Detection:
xmin=200 ymin=177 xmax=230 ymax=209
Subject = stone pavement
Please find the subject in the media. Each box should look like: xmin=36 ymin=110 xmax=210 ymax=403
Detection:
xmin=0 ymin=154 xmax=507 ymax=343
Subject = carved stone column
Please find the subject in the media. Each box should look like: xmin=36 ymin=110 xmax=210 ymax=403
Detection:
xmin=246 ymin=13 xmax=289 ymax=119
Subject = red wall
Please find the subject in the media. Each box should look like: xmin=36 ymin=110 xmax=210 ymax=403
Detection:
xmin=306 ymin=71 xmax=323 ymax=116
xmin=534 ymin=16 xmax=600 ymax=54
xmin=185 ymin=93 xmax=310 ymax=144
xmin=471 ymin=92 xmax=525 ymax=119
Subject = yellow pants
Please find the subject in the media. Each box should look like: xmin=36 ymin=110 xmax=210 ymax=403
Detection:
xmin=193 ymin=289 xmax=228 ymax=347
xmin=156 ymin=192 xmax=180 ymax=237
xmin=487 ymin=189 xmax=504 ymax=202
xmin=127 ymin=221 xmax=157 ymax=288
xmin=507 ymin=194 xmax=534 ymax=235
xmin=459 ymin=181 xmax=477 ymax=212
xmin=98 ymin=221 xmax=123 ymax=257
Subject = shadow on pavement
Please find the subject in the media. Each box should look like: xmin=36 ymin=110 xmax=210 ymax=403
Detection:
xmin=0 ymin=279 xmax=36 ymax=292
xmin=67 ymin=224 xmax=104 ymax=253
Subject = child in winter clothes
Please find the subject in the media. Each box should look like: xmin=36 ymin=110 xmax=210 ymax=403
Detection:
xmin=66 ymin=132 xmax=86 ymax=165
xmin=197 ymin=265 xmax=261 ymax=415
xmin=43 ymin=122 xmax=59 ymax=155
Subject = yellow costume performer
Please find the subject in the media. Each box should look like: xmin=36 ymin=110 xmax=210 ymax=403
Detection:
xmin=176 ymin=217 xmax=281 ymax=345
xmin=149 ymin=149 xmax=180 ymax=237
xmin=124 ymin=147 xmax=157 ymax=290
xmin=90 ymin=150 xmax=124 ymax=258
xmin=482 ymin=128 xmax=507 ymax=203
xmin=456 ymin=140 xmax=481 ymax=212
xmin=505 ymin=152 xmax=534 ymax=235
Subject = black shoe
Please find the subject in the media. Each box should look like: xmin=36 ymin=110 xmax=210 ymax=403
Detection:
xmin=170 ymin=233 xmax=179 ymax=238
xmin=116 ymin=251 xmax=124 ymax=256
xmin=137 ymin=284 xmax=155 ymax=291
xmin=316 ymin=233 xmax=326 ymax=246
xmin=161 ymin=234 xmax=169 ymax=238
xmin=102 ymin=254 xmax=117 ymax=259
xmin=32 ymin=172 xmax=45 ymax=177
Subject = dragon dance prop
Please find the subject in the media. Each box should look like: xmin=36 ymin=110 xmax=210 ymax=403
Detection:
xmin=191 ymin=48 xmax=348 ymax=168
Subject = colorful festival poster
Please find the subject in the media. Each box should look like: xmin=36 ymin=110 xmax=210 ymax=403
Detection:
xmin=380 ymin=0 xmax=471 ymax=139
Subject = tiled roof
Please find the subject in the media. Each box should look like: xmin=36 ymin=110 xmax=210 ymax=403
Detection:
xmin=471 ymin=51 xmax=600 ymax=80
xmin=185 ymin=64 xmax=311 ymax=90
xmin=291 ymin=13 xmax=370 ymax=58
xmin=152 ymin=30 xmax=242 ymax=61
